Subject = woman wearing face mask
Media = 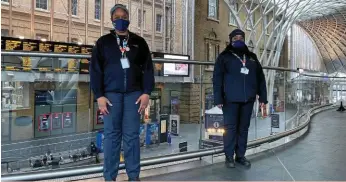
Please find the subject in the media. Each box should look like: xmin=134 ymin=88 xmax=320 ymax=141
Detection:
xmin=212 ymin=29 xmax=268 ymax=168
xmin=90 ymin=4 xmax=154 ymax=181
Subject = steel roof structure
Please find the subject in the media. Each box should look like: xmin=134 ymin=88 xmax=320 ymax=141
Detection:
xmin=223 ymin=0 xmax=346 ymax=104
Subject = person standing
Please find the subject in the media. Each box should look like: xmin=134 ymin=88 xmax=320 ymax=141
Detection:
xmin=213 ymin=29 xmax=267 ymax=168
xmin=90 ymin=4 xmax=154 ymax=181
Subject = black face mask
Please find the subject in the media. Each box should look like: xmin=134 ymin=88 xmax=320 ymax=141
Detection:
xmin=232 ymin=44 xmax=249 ymax=56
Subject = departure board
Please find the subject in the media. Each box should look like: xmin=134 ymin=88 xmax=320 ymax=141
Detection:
xmin=5 ymin=39 xmax=22 ymax=50
xmin=23 ymin=40 xmax=39 ymax=51
xmin=1 ymin=36 xmax=96 ymax=74
xmin=68 ymin=45 xmax=81 ymax=53
xmin=39 ymin=42 xmax=54 ymax=52
xmin=81 ymin=46 xmax=93 ymax=54
xmin=79 ymin=45 xmax=92 ymax=74
xmin=54 ymin=43 xmax=68 ymax=53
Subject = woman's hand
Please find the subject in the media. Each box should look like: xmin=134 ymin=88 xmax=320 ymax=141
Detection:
xmin=136 ymin=94 xmax=150 ymax=113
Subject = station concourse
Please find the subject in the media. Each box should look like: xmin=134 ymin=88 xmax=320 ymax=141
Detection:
xmin=1 ymin=0 xmax=346 ymax=181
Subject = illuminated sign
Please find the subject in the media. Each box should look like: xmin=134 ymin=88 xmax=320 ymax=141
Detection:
xmin=163 ymin=54 xmax=189 ymax=76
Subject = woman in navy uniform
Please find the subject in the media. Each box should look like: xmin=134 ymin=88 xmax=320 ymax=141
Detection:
xmin=213 ymin=29 xmax=268 ymax=168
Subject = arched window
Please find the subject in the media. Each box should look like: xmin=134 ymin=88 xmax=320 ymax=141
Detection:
xmin=205 ymin=30 xmax=220 ymax=71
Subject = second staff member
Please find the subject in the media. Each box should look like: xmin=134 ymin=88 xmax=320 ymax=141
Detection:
xmin=213 ymin=29 xmax=268 ymax=168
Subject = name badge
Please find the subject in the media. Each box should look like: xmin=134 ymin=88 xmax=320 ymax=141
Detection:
xmin=120 ymin=58 xmax=130 ymax=69
xmin=241 ymin=67 xmax=249 ymax=75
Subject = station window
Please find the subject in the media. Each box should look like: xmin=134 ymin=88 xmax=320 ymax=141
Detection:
xmin=229 ymin=3 xmax=238 ymax=26
xmin=156 ymin=14 xmax=162 ymax=32
xmin=1 ymin=29 xmax=9 ymax=36
xmin=1 ymin=0 xmax=9 ymax=3
xmin=138 ymin=9 xmax=146 ymax=29
xmin=208 ymin=0 xmax=218 ymax=19
xmin=95 ymin=0 xmax=101 ymax=20
xmin=72 ymin=0 xmax=78 ymax=16
xmin=36 ymin=0 xmax=48 ymax=10
xmin=36 ymin=33 xmax=49 ymax=40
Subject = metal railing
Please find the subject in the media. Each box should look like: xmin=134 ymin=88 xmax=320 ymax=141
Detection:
xmin=0 ymin=50 xmax=337 ymax=180
xmin=1 ymin=50 xmax=297 ymax=72
xmin=3 ymin=50 xmax=346 ymax=79
xmin=1 ymin=104 xmax=334 ymax=181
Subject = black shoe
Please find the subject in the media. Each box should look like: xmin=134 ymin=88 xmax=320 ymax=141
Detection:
xmin=235 ymin=157 xmax=251 ymax=167
xmin=225 ymin=156 xmax=235 ymax=168
xmin=128 ymin=177 xmax=140 ymax=181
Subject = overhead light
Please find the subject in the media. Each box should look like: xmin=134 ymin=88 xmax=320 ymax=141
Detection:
xmin=77 ymin=42 xmax=83 ymax=45
xmin=41 ymin=38 xmax=47 ymax=42
xmin=19 ymin=36 xmax=24 ymax=39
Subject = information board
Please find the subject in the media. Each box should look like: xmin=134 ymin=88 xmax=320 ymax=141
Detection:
xmin=5 ymin=39 xmax=22 ymax=50
xmin=79 ymin=45 xmax=93 ymax=74
xmin=271 ymin=114 xmax=280 ymax=128
xmin=39 ymin=42 xmax=54 ymax=52
xmin=23 ymin=40 xmax=39 ymax=51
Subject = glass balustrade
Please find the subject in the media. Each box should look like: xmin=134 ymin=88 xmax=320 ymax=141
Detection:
xmin=1 ymin=52 xmax=342 ymax=176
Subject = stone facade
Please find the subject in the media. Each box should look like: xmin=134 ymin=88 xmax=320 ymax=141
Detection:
xmin=1 ymin=0 xmax=187 ymax=142
xmin=1 ymin=0 xmax=183 ymax=53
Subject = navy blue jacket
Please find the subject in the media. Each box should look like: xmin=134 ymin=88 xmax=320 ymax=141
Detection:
xmin=213 ymin=50 xmax=267 ymax=105
xmin=90 ymin=31 xmax=155 ymax=99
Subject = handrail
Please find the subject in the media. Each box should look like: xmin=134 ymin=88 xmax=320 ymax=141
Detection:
xmin=3 ymin=50 xmax=346 ymax=78
xmin=1 ymin=104 xmax=333 ymax=181
xmin=1 ymin=50 xmax=297 ymax=72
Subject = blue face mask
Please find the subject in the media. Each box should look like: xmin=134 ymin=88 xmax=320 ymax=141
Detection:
xmin=232 ymin=40 xmax=246 ymax=48
xmin=112 ymin=19 xmax=130 ymax=32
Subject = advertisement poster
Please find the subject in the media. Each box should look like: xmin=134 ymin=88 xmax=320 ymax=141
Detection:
xmin=169 ymin=115 xmax=180 ymax=135
xmin=145 ymin=123 xmax=159 ymax=145
xmin=52 ymin=113 xmax=62 ymax=129
xmin=139 ymin=124 xmax=146 ymax=147
xmin=38 ymin=113 xmax=51 ymax=131
xmin=63 ymin=112 xmax=73 ymax=128
xmin=96 ymin=110 xmax=104 ymax=125
xmin=170 ymin=97 xmax=179 ymax=114
xmin=96 ymin=131 xmax=104 ymax=153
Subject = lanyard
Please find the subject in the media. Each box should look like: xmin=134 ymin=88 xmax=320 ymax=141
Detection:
xmin=115 ymin=33 xmax=129 ymax=57
xmin=232 ymin=53 xmax=246 ymax=67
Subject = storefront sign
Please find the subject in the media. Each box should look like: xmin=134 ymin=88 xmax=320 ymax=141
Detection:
xmin=271 ymin=114 xmax=280 ymax=128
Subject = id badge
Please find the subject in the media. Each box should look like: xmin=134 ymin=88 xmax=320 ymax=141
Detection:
xmin=241 ymin=67 xmax=249 ymax=75
xmin=120 ymin=58 xmax=130 ymax=69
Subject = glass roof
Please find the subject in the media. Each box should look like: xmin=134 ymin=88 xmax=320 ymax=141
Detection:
xmin=268 ymin=0 xmax=346 ymax=20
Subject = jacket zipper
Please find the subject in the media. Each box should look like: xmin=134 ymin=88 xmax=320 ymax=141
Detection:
xmin=244 ymin=74 xmax=246 ymax=102
xmin=124 ymin=69 xmax=127 ymax=92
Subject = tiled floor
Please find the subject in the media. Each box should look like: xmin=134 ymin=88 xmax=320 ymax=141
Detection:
xmin=142 ymin=110 xmax=346 ymax=181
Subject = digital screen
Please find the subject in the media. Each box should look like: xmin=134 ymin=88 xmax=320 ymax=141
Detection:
xmin=23 ymin=40 xmax=39 ymax=51
xmin=79 ymin=59 xmax=90 ymax=74
xmin=1 ymin=38 xmax=6 ymax=50
xmin=163 ymin=54 xmax=189 ymax=76
xmin=5 ymin=40 xmax=22 ymax=50
xmin=54 ymin=43 xmax=68 ymax=53
xmin=39 ymin=42 xmax=53 ymax=52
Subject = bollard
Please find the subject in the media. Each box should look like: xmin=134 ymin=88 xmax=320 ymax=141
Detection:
xmin=337 ymin=101 xmax=345 ymax=112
